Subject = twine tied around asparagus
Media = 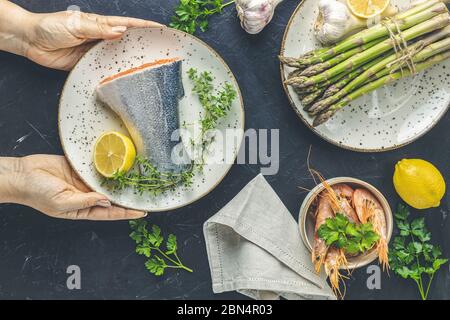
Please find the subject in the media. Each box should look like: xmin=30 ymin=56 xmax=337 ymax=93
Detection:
xmin=382 ymin=17 xmax=421 ymax=75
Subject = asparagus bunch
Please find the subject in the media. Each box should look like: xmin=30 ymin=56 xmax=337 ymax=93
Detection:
xmin=280 ymin=0 xmax=450 ymax=126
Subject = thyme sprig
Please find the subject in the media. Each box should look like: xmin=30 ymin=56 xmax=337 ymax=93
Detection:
xmin=103 ymin=156 xmax=194 ymax=196
xmin=188 ymin=68 xmax=237 ymax=135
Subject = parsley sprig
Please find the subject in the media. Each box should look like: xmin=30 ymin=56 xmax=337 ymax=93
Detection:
xmin=389 ymin=204 xmax=447 ymax=300
xmin=170 ymin=0 xmax=235 ymax=34
xmin=318 ymin=213 xmax=380 ymax=255
xmin=130 ymin=219 xmax=193 ymax=275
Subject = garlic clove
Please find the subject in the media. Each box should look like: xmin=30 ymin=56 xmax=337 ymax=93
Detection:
xmin=236 ymin=0 xmax=283 ymax=34
xmin=314 ymin=0 xmax=397 ymax=45
xmin=314 ymin=0 xmax=365 ymax=45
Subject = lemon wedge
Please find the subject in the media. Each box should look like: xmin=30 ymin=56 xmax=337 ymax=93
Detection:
xmin=94 ymin=131 xmax=136 ymax=178
xmin=393 ymin=159 xmax=446 ymax=210
xmin=347 ymin=0 xmax=391 ymax=19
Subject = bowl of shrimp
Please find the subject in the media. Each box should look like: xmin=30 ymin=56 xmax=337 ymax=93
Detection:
xmin=299 ymin=177 xmax=393 ymax=293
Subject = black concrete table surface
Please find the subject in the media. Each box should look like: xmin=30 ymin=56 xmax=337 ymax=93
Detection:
xmin=0 ymin=0 xmax=448 ymax=300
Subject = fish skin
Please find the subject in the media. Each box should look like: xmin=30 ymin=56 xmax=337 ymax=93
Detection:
xmin=96 ymin=59 xmax=189 ymax=173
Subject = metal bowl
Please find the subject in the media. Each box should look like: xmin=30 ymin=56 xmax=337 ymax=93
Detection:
xmin=298 ymin=177 xmax=393 ymax=269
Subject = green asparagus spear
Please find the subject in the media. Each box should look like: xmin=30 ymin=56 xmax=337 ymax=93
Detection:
xmin=313 ymin=50 xmax=450 ymax=126
xmin=395 ymin=0 xmax=443 ymax=20
xmin=290 ymin=0 xmax=444 ymax=64
xmin=288 ymin=68 xmax=304 ymax=79
xmin=300 ymin=89 xmax=326 ymax=107
xmin=309 ymin=29 xmax=450 ymax=115
xmin=289 ymin=13 xmax=450 ymax=89
xmin=322 ymin=55 xmax=388 ymax=98
xmin=299 ymin=40 xmax=383 ymax=77
xmin=285 ymin=2 xmax=448 ymax=67
xmin=289 ymin=71 xmax=348 ymax=93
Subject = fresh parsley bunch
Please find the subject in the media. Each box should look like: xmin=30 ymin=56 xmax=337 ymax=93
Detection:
xmin=170 ymin=0 xmax=235 ymax=34
xmin=389 ymin=204 xmax=447 ymax=300
xmin=130 ymin=219 xmax=193 ymax=276
xmin=318 ymin=213 xmax=380 ymax=255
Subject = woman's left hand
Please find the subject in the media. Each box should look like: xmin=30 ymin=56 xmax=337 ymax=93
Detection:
xmin=0 ymin=155 xmax=147 ymax=220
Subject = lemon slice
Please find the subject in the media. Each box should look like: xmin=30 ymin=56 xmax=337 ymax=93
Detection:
xmin=347 ymin=0 xmax=390 ymax=19
xmin=94 ymin=131 xmax=136 ymax=178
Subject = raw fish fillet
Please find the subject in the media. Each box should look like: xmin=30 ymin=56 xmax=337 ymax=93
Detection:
xmin=96 ymin=58 xmax=188 ymax=172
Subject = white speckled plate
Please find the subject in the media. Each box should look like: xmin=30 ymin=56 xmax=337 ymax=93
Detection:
xmin=59 ymin=28 xmax=244 ymax=212
xmin=281 ymin=0 xmax=450 ymax=151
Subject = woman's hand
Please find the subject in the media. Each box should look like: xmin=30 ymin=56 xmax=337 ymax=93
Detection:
xmin=0 ymin=0 xmax=163 ymax=70
xmin=0 ymin=155 xmax=146 ymax=220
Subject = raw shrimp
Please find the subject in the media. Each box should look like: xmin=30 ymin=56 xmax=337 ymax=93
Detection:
xmin=332 ymin=184 xmax=360 ymax=223
xmin=312 ymin=194 xmax=334 ymax=273
xmin=353 ymin=188 xmax=389 ymax=270
xmin=324 ymin=247 xmax=347 ymax=297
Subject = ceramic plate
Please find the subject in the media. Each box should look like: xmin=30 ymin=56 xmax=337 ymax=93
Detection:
xmin=281 ymin=0 xmax=450 ymax=151
xmin=59 ymin=28 xmax=244 ymax=212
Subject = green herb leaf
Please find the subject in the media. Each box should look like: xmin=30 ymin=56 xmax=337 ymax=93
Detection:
xmin=397 ymin=220 xmax=411 ymax=236
xmin=148 ymin=225 xmax=163 ymax=248
xmin=433 ymin=258 xmax=448 ymax=271
xmin=395 ymin=203 xmax=410 ymax=221
xmin=170 ymin=0 xmax=235 ymax=34
xmin=145 ymin=256 xmax=167 ymax=276
xmin=129 ymin=220 xmax=193 ymax=277
xmin=187 ymin=67 xmax=237 ymax=165
xmin=136 ymin=243 xmax=151 ymax=257
xmin=317 ymin=213 xmax=379 ymax=255
xmin=389 ymin=203 xmax=448 ymax=300
xmin=166 ymin=234 xmax=178 ymax=254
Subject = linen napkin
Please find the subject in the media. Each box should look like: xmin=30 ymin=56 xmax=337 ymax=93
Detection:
xmin=203 ymin=174 xmax=335 ymax=300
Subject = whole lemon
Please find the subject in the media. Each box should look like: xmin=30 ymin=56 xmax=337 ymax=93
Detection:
xmin=393 ymin=159 xmax=446 ymax=209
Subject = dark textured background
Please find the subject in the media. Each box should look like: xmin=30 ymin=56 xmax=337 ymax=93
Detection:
xmin=0 ymin=0 xmax=448 ymax=300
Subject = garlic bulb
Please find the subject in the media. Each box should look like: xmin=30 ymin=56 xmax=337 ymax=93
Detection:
xmin=236 ymin=0 xmax=283 ymax=34
xmin=314 ymin=0 xmax=398 ymax=45
xmin=314 ymin=0 xmax=365 ymax=45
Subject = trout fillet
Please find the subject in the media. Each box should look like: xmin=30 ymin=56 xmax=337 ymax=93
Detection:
xmin=96 ymin=58 xmax=188 ymax=172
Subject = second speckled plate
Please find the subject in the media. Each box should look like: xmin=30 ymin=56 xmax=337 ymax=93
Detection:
xmin=59 ymin=28 xmax=244 ymax=212
xmin=281 ymin=0 xmax=450 ymax=152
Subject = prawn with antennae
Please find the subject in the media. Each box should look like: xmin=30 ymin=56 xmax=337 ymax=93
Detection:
xmin=310 ymin=170 xmax=349 ymax=296
xmin=353 ymin=189 xmax=390 ymax=271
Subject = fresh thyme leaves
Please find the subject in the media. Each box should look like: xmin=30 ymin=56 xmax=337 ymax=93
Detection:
xmin=188 ymin=68 xmax=237 ymax=134
xmin=389 ymin=204 xmax=447 ymax=300
xmin=130 ymin=219 xmax=193 ymax=276
xmin=170 ymin=0 xmax=235 ymax=34
xmin=103 ymin=156 xmax=194 ymax=196
xmin=318 ymin=213 xmax=380 ymax=255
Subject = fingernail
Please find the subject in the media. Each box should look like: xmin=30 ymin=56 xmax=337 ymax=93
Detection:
xmin=96 ymin=200 xmax=111 ymax=207
xmin=112 ymin=26 xmax=127 ymax=33
xmin=142 ymin=212 xmax=148 ymax=217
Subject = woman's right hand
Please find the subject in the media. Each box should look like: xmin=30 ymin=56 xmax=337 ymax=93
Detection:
xmin=0 ymin=155 xmax=146 ymax=220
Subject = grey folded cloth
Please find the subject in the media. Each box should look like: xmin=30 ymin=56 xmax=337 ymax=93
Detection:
xmin=203 ymin=174 xmax=335 ymax=300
